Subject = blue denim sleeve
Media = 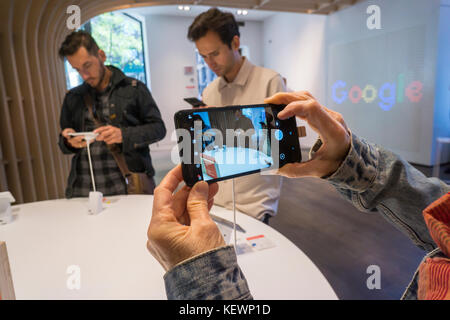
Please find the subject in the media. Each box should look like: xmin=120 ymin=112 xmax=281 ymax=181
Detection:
xmin=325 ymin=133 xmax=450 ymax=252
xmin=164 ymin=245 xmax=253 ymax=300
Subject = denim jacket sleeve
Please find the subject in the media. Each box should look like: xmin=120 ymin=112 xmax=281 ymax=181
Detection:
xmin=326 ymin=133 xmax=450 ymax=252
xmin=164 ymin=245 xmax=253 ymax=300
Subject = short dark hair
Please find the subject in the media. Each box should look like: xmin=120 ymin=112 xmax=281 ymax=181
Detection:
xmin=187 ymin=8 xmax=240 ymax=48
xmin=58 ymin=30 xmax=100 ymax=59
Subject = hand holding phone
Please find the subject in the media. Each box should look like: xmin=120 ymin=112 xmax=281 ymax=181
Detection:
xmin=147 ymin=165 xmax=224 ymax=272
xmin=265 ymin=91 xmax=351 ymax=179
xmin=174 ymin=103 xmax=302 ymax=186
xmin=64 ymin=130 xmax=98 ymax=148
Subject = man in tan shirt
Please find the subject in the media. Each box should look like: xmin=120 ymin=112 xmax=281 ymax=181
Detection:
xmin=187 ymin=8 xmax=286 ymax=223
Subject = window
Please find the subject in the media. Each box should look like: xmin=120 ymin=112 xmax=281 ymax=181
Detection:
xmin=64 ymin=59 xmax=83 ymax=89
xmin=195 ymin=51 xmax=217 ymax=99
xmin=64 ymin=11 xmax=147 ymax=89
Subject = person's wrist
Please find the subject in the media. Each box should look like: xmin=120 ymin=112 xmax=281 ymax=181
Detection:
xmin=320 ymin=130 xmax=352 ymax=179
xmin=325 ymin=133 xmax=378 ymax=192
xmin=169 ymin=234 xmax=226 ymax=271
xmin=163 ymin=245 xmax=251 ymax=300
xmin=168 ymin=245 xmax=229 ymax=272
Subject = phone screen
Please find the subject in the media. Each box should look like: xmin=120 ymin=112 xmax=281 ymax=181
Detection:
xmin=174 ymin=104 xmax=301 ymax=186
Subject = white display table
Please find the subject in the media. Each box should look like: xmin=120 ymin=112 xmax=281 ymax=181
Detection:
xmin=0 ymin=195 xmax=337 ymax=300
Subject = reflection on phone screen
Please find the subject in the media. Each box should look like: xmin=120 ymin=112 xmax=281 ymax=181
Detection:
xmin=192 ymin=106 xmax=275 ymax=181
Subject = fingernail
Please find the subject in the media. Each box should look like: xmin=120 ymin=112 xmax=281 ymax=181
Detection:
xmin=193 ymin=181 xmax=208 ymax=195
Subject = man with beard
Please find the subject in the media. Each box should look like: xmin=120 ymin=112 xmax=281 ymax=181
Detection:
xmin=58 ymin=31 xmax=166 ymax=198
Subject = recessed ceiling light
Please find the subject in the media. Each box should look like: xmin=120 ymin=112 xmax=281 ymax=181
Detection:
xmin=242 ymin=10 xmax=248 ymax=15
xmin=184 ymin=6 xmax=191 ymax=11
xmin=178 ymin=5 xmax=184 ymax=10
xmin=237 ymin=10 xmax=242 ymax=15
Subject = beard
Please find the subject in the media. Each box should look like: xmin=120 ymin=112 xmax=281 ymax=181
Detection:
xmin=94 ymin=63 xmax=106 ymax=89
xmin=86 ymin=62 xmax=106 ymax=89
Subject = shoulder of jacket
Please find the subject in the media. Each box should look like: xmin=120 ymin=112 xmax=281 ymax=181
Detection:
xmin=122 ymin=76 xmax=143 ymax=88
xmin=118 ymin=77 xmax=152 ymax=96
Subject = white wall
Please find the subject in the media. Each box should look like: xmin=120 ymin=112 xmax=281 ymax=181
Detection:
xmin=140 ymin=13 xmax=264 ymax=151
xmin=239 ymin=20 xmax=264 ymax=67
xmin=263 ymin=12 xmax=327 ymax=148
xmin=144 ymin=15 xmax=196 ymax=151
xmin=325 ymin=0 xmax=441 ymax=166
xmin=261 ymin=0 xmax=447 ymax=165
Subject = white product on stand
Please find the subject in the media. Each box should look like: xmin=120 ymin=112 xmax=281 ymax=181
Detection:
xmin=78 ymin=132 xmax=103 ymax=215
xmin=0 ymin=192 xmax=15 ymax=224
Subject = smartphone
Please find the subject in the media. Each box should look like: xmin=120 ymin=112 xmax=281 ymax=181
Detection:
xmin=67 ymin=132 xmax=99 ymax=140
xmin=174 ymin=104 xmax=301 ymax=187
xmin=184 ymin=97 xmax=207 ymax=108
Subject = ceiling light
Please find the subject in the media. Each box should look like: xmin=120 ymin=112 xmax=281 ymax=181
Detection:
xmin=184 ymin=6 xmax=191 ymax=11
xmin=242 ymin=10 xmax=248 ymax=15
xmin=178 ymin=5 xmax=184 ymax=10
xmin=237 ymin=10 xmax=242 ymax=15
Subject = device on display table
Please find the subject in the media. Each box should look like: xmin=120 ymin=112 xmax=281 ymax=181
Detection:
xmin=68 ymin=131 xmax=103 ymax=215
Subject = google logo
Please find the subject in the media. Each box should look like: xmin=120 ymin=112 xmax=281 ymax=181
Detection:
xmin=331 ymin=74 xmax=423 ymax=111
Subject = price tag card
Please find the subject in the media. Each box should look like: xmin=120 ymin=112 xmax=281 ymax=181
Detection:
xmin=235 ymin=234 xmax=276 ymax=255
xmin=246 ymin=234 xmax=276 ymax=251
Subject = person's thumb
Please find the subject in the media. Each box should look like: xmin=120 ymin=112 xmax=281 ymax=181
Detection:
xmin=62 ymin=128 xmax=74 ymax=138
xmin=186 ymin=181 xmax=211 ymax=223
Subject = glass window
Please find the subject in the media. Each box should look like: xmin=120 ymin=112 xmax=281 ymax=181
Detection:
xmin=64 ymin=11 xmax=147 ymax=89
xmin=195 ymin=51 xmax=217 ymax=99
xmin=64 ymin=59 xmax=83 ymax=89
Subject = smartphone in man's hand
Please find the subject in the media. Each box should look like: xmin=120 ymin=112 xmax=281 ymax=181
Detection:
xmin=184 ymin=97 xmax=207 ymax=108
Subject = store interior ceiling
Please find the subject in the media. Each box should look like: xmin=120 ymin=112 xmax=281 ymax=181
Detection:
xmin=198 ymin=0 xmax=364 ymax=14
xmin=127 ymin=0 xmax=364 ymax=17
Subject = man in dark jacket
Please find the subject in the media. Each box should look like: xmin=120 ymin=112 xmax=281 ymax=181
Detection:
xmin=58 ymin=31 xmax=166 ymax=198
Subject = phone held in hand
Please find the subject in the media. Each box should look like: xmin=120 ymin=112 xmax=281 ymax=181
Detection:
xmin=67 ymin=132 xmax=99 ymax=141
xmin=174 ymin=103 xmax=301 ymax=187
xmin=184 ymin=97 xmax=207 ymax=108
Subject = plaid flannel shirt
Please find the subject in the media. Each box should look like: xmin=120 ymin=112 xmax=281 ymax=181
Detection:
xmin=71 ymin=86 xmax=126 ymax=197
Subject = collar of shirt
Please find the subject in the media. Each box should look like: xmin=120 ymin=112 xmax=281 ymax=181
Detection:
xmin=218 ymin=57 xmax=254 ymax=91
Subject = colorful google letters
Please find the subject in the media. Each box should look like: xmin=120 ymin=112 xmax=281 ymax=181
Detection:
xmin=331 ymin=74 xmax=423 ymax=111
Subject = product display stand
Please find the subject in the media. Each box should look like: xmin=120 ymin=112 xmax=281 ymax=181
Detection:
xmin=0 ymin=192 xmax=14 ymax=224
xmin=84 ymin=134 xmax=103 ymax=215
